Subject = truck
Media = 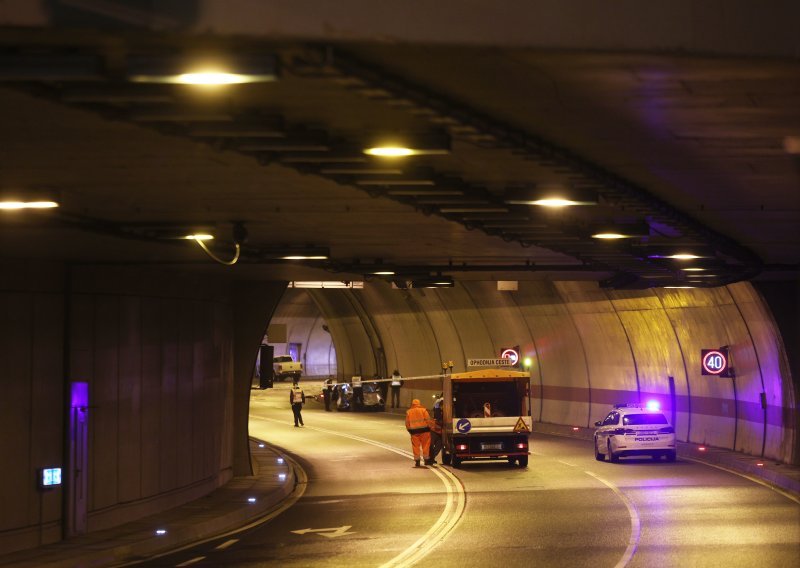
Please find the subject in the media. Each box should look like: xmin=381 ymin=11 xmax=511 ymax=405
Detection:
xmin=440 ymin=369 xmax=532 ymax=467
xmin=272 ymin=355 xmax=303 ymax=383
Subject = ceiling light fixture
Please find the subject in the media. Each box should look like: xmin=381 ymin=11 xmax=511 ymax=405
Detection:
xmin=363 ymin=131 xmax=450 ymax=158
xmin=126 ymin=54 xmax=278 ymax=85
xmin=0 ymin=200 xmax=59 ymax=210
xmin=504 ymin=186 xmax=597 ymax=207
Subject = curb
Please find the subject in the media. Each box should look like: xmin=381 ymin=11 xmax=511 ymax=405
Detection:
xmin=0 ymin=441 xmax=299 ymax=568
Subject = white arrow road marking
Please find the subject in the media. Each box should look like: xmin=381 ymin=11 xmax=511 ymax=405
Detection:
xmin=291 ymin=525 xmax=356 ymax=538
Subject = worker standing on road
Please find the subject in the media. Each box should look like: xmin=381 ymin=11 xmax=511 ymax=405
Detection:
xmin=290 ymin=384 xmax=305 ymax=427
xmin=405 ymin=399 xmax=431 ymax=467
xmin=427 ymin=394 xmax=444 ymax=466
xmin=323 ymin=376 xmax=333 ymax=411
xmin=390 ymin=369 xmax=403 ymax=408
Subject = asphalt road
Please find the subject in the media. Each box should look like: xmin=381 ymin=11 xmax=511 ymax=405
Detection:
xmin=137 ymin=382 xmax=800 ymax=568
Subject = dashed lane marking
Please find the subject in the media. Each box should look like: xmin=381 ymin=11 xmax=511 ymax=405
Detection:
xmin=175 ymin=557 xmax=205 ymax=567
xmin=214 ymin=539 xmax=239 ymax=551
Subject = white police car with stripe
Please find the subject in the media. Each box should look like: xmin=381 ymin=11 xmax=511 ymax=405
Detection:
xmin=594 ymin=401 xmax=676 ymax=463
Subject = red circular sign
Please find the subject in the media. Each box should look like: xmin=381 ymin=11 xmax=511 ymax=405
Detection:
xmin=500 ymin=348 xmax=519 ymax=365
xmin=702 ymin=350 xmax=727 ymax=375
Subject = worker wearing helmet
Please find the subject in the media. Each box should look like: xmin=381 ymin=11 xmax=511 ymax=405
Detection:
xmin=405 ymin=399 xmax=431 ymax=467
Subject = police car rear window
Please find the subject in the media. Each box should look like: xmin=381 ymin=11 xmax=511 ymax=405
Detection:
xmin=623 ymin=413 xmax=668 ymax=425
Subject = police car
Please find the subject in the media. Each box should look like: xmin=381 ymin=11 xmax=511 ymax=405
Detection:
xmin=594 ymin=402 xmax=676 ymax=462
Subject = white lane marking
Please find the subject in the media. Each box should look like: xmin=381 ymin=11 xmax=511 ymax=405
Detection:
xmin=681 ymin=456 xmax=800 ymax=505
xmin=116 ymin=451 xmax=308 ymax=566
xmin=584 ymin=470 xmax=640 ymax=568
xmin=176 ymin=557 xmax=205 ymax=567
xmin=557 ymin=459 xmax=577 ymax=467
xmin=291 ymin=525 xmax=356 ymax=538
xmin=214 ymin=539 xmax=239 ymax=551
xmin=264 ymin=418 xmax=467 ymax=568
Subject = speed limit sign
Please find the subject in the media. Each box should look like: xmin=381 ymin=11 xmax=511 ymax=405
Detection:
xmin=701 ymin=348 xmax=731 ymax=377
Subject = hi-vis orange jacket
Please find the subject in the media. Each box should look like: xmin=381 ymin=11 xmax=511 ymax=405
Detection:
xmin=405 ymin=400 xmax=431 ymax=435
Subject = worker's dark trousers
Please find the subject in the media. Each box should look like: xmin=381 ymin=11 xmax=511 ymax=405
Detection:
xmin=292 ymin=403 xmax=304 ymax=426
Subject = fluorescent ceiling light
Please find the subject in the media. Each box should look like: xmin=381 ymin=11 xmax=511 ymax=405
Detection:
xmin=373 ymin=271 xmax=396 ymax=275
xmin=592 ymin=232 xmax=628 ymax=240
xmin=290 ymin=281 xmax=363 ymax=289
xmin=504 ymin=186 xmax=597 ymax=207
xmin=364 ymin=147 xmax=416 ymax=157
xmin=0 ymin=200 xmax=59 ymax=210
xmin=183 ymin=234 xmax=214 ymax=241
xmin=127 ymin=54 xmax=277 ymax=85
xmin=281 ymin=255 xmax=328 ymax=260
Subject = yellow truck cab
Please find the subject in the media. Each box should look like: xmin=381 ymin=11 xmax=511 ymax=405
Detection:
xmin=441 ymin=369 xmax=532 ymax=467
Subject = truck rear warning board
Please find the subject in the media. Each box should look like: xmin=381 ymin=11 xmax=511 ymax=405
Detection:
xmin=514 ymin=417 xmax=530 ymax=433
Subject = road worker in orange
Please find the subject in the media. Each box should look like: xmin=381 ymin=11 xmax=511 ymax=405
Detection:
xmin=405 ymin=399 xmax=431 ymax=467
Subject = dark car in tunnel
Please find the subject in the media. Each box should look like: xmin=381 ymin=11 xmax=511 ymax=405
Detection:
xmin=334 ymin=382 xmax=385 ymax=411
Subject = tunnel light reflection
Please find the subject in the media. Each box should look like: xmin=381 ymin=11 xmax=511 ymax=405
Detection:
xmin=155 ymin=529 xmax=167 ymax=536
xmin=277 ymin=457 xmax=284 ymax=464
xmin=247 ymin=497 xmax=257 ymax=503
xmin=258 ymin=443 xmax=265 ymax=448
xmin=278 ymin=473 xmax=287 ymax=481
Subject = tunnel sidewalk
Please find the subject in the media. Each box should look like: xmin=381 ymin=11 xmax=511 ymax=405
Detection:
xmin=534 ymin=422 xmax=800 ymax=498
xmin=0 ymin=439 xmax=299 ymax=568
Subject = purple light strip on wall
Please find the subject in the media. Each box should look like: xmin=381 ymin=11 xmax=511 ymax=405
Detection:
xmin=71 ymin=382 xmax=89 ymax=408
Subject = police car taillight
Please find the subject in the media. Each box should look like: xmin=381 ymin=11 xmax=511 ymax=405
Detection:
xmin=456 ymin=444 xmax=468 ymax=451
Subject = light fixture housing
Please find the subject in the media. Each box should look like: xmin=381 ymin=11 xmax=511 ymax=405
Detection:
xmin=590 ymin=223 xmax=650 ymax=240
xmin=126 ymin=54 xmax=278 ymax=85
xmin=504 ymin=185 xmax=597 ymax=207
xmin=362 ymin=131 xmax=450 ymax=157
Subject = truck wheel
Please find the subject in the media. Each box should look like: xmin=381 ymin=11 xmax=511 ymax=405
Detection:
xmin=442 ymin=451 xmax=452 ymax=465
xmin=518 ymin=456 xmax=529 ymax=467
xmin=451 ymin=455 xmax=461 ymax=468
xmin=595 ymin=437 xmax=605 ymax=461
xmin=608 ymin=441 xmax=619 ymax=463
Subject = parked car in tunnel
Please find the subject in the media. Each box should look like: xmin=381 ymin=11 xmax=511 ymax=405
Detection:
xmin=594 ymin=403 xmax=676 ymax=463
xmin=333 ymin=382 xmax=385 ymax=411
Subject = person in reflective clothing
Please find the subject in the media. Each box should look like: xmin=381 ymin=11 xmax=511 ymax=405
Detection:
xmin=390 ymin=369 xmax=403 ymax=408
xmin=427 ymin=394 xmax=444 ymax=465
xmin=405 ymin=399 xmax=431 ymax=467
xmin=290 ymin=384 xmax=305 ymax=427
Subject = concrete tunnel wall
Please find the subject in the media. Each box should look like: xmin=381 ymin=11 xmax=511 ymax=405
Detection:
xmin=0 ymin=263 xmax=282 ymax=555
xmin=291 ymin=280 xmax=796 ymax=465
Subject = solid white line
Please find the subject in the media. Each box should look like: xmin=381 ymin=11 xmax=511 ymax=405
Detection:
xmin=557 ymin=459 xmax=577 ymax=467
xmin=681 ymin=456 xmax=800 ymax=505
xmin=175 ymin=557 xmax=205 ymax=567
xmin=266 ymin=418 xmax=467 ymax=567
xmin=584 ymin=470 xmax=640 ymax=568
xmin=214 ymin=539 xmax=239 ymax=551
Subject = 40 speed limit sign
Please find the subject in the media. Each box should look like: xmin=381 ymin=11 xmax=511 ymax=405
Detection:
xmin=701 ymin=348 xmax=732 ymax=377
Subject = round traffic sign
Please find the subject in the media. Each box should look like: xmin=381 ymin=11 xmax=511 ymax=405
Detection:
xmin=500 ymin=348 xmax=519 ymax=365
xmin=456 ymin=418 xmax=472 ymax=433
xmin=702 ymin=350 xmax=728 ymax=375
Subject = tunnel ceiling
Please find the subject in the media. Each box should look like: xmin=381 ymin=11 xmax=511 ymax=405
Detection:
xmin=0 ymin=32 xmax=798 ymax=288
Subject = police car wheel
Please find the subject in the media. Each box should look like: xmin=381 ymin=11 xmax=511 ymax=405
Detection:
xmin=518 ymin=455 xmax=529 ymax=467
xmin=666 ymin=450 xmax=676 ymax=462
xmin=451 ymin=455 xmax=461 ymax=468
xmin=594 ymin=438 xmax=605 ymax=461
xmin=608 ymin=441 xmax=620 ymax=463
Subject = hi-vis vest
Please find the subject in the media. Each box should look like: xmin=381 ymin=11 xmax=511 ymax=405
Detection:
xmin=292 ymin=390 xmax=303 ymax=403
